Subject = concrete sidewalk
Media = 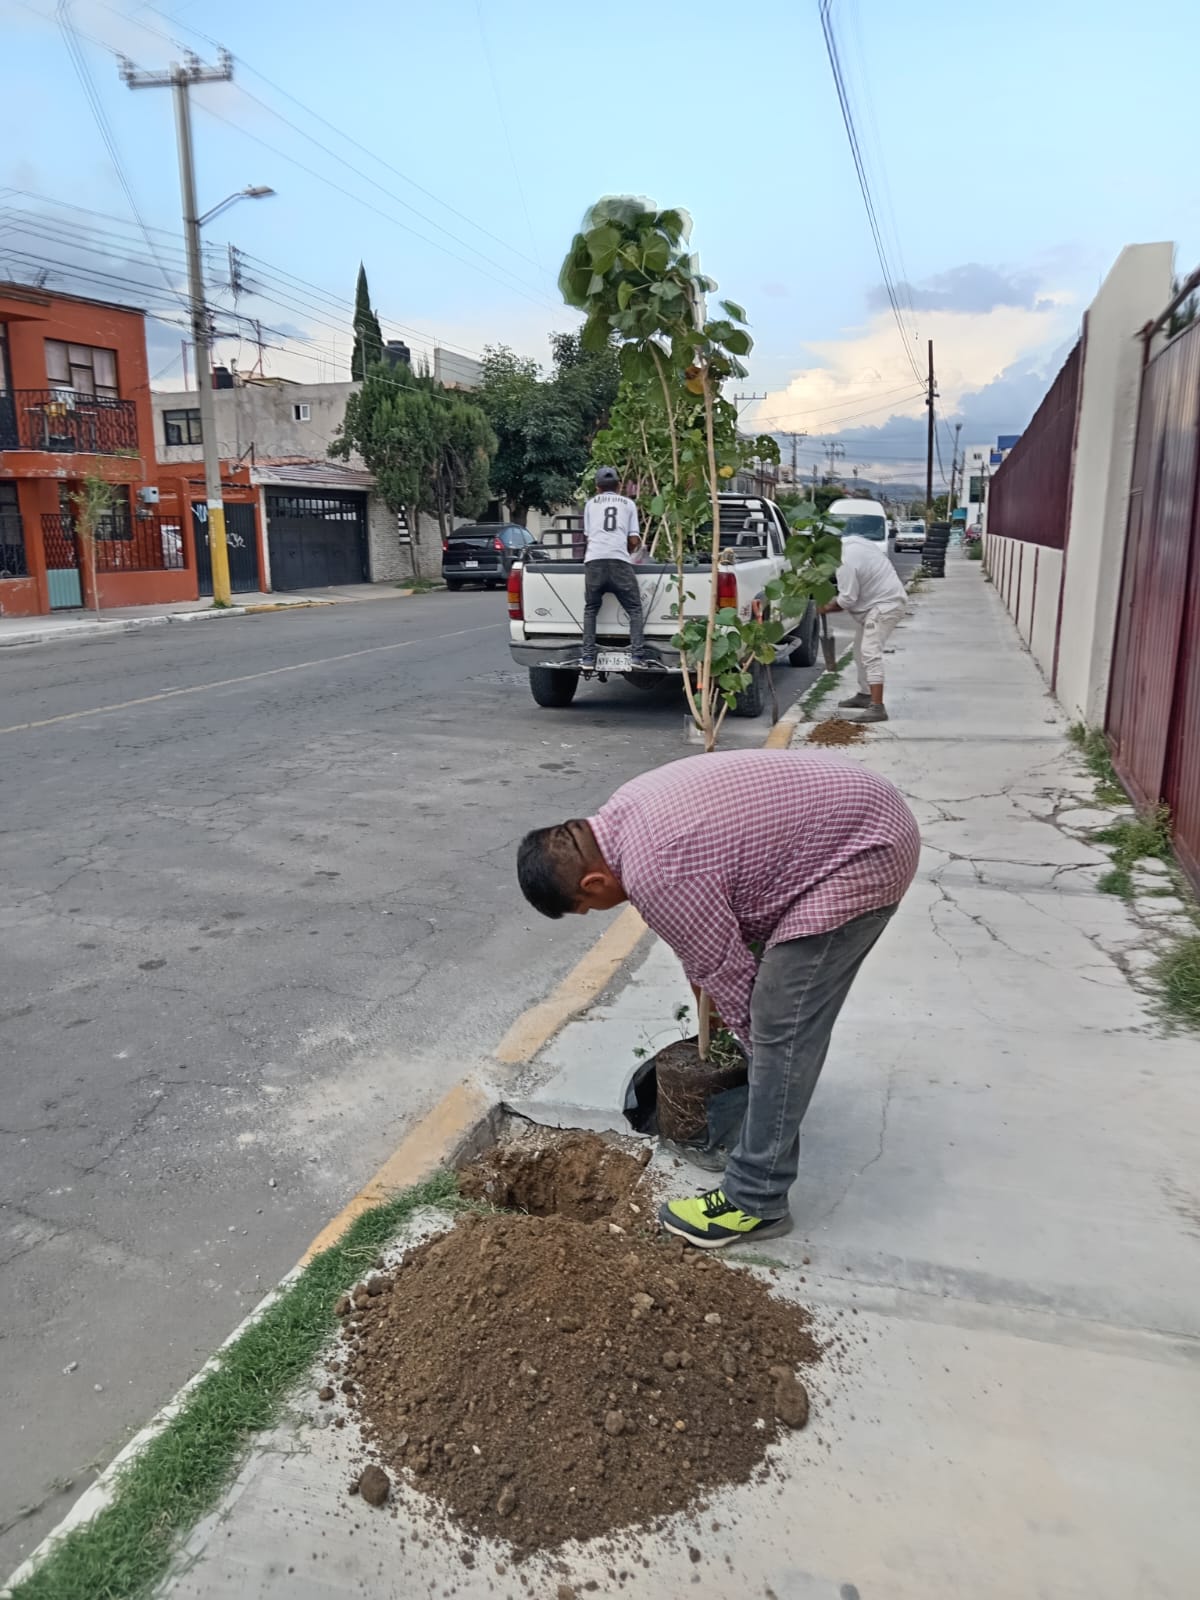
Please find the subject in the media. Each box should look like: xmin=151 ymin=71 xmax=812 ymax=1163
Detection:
xmin=11 ymin=555 xmax=1199 ymax=1599
xmin=0 ymin=583 xmax=422 ymax=649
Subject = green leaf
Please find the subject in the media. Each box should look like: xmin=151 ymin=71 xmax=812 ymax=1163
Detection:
xmin=643 ymin=236 xmax=670 ymax=274
xmin=617 ymin=279 xmax=635 ymax=311
xmin=720 ymin=299 xmax=747 ymax=323
xmin=724 ymin=329 xmax=752 ymax=357
xmin=586 ymin=224 xmax=621 ymax=265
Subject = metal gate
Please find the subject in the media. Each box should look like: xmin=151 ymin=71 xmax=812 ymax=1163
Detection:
xmin=193 ymin=502 xmax=261 ymax=596
xmin=265 ymin=490 xmax=368 ymax=590
xmin=1107 ymin=318 xmax=1200 ymax=890
xmin=41 ymin=514 xmax=83 ymax=609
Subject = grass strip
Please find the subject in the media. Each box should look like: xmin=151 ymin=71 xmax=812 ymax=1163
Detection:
xmin=800 ymin=648 xmax=854 ymax=721
xmin=1154 ymin=935 xmax=1200 ymax=1030
xmin=1067 ymin=721 xmax=1127 ymax=806
xmin=7 ymin=1170 xmax=461 ymax=1600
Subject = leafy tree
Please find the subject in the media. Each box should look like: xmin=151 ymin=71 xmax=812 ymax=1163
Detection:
xmin=351 ymin=263 xmax=384 ymax=381
xmin=329 ymin=362 xmax=496 ymax=544
xmin=71 ymin=473 xmax=116 ymax=616
xmin=476 ymin=335 xmax=619 ymax=525
xmin=560 ymin=196 xmax=831 ymax=750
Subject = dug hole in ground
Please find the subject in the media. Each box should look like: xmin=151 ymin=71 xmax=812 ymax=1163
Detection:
xmin=20 ymin=557 xmax=1200 ymax=1600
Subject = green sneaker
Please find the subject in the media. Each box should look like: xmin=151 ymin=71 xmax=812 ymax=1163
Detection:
xmin=658 ymin=1188 xmax=792 ymax=1250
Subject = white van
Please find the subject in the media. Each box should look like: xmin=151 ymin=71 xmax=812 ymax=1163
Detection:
xmin=826 ymin=498 xmax=895 ymax=556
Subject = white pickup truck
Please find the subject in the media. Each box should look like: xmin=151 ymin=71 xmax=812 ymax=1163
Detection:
xmin=508 ymin=495 xmax=818 ymax=714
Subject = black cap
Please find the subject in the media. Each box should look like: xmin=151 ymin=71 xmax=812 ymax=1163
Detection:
xmin=595 ymin=466 xmax=620 ymax=490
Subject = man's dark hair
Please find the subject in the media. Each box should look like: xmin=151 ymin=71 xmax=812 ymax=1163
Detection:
xmin=517 ymin=822 xmax=588 ymax=918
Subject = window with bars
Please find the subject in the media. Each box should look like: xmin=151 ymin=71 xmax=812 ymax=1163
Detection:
xmin=163 ymin=408 xmax=203 ymax=447
xmin=45 ymin=340 xmax=120 ymax=399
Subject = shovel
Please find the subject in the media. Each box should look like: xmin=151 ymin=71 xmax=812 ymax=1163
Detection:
xmin=819 ymin=612 xmax=838 ymax=672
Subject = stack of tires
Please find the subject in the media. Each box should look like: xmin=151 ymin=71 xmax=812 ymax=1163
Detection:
xmin=922 ymin=521 xmax=951 ymax=578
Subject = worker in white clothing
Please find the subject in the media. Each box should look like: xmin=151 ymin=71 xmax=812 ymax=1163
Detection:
xmin=820 ymin=535 xmax=907 ymax=723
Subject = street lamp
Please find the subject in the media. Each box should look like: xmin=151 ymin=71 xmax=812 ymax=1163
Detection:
xmin=197 ymin=186 xmax=275 ymax=227
xmin=180 ymin=182 xmax=273 ymax=603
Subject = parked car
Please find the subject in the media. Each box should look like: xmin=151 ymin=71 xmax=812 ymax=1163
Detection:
xmin=895 ymin=518 xmax=927 ymax=552
xmin=442 ymin=523 xmax=540 ymax=590
xmin=826 ymin=497 xmax=895 ymax=556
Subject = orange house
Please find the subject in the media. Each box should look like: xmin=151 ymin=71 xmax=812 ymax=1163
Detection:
xmin=0 ymin=282 xmax=204 ymax=617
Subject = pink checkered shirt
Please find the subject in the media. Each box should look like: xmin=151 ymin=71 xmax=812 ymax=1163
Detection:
xmin=590 ymin=750 xmax=920 ymax=1047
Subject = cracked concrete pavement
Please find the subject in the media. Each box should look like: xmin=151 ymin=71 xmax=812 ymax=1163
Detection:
xmin=488 ymin=557 xmax=1200 ymax=1596
xmin=0 ymin=590 xmax=825 ymax=1573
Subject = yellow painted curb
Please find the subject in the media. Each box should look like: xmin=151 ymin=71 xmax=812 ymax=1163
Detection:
xmin=763 ymin=708 xmax=803 ymax=749
xmin=296 ymin=908 xmax=648 ymax=1261
xmin=300 ymin=1078 xmax=494 ymax=1263
xmin=493 ymin=905 xmax=647 ymax=1064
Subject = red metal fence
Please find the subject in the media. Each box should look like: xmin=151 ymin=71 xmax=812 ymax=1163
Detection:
xmin=1107 ymin=320 xmax=1200 ymax=891
xmin=987 ymin=341 xmax=1082 ymax=548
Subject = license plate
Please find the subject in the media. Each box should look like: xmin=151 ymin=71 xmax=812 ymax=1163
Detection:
xmin=463 ymin=560 xmax=479 ymax=568
xmin=596 ymin=650 xmax=633 ymax=671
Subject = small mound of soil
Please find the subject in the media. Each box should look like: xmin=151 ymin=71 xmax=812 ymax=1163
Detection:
xmin=807 ymin=717 xmax=867 ymax=746
xmin=459 ymin=1131 xmax=650 ymax=1224
xmin=336 ymin=1211 xmax=818 ymax=1553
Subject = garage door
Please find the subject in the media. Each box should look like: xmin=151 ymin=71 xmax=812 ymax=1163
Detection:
xmin=265 ymin=491 xmax=368 ymax=590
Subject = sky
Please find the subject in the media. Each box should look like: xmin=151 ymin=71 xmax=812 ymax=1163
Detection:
xmin=3 ymin=0 xmax=1198 ymax=484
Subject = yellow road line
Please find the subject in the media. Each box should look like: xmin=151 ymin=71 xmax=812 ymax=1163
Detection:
xmin=493 ymin=905 xmax=647 ymax=1063
xmin=0 ymin=622 xmax=503 ymax=735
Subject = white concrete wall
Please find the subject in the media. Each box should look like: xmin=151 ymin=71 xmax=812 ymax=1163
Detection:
xmin=1016 ymin=541 xmax=1038 ymax=645
xmin=1054 ymin=242 xmax=1173 ymax=722
xmin=985 ymin=534 xmax=1063 ymax=688
xmin=1029 ymin=545 xmax=1063 ymax=678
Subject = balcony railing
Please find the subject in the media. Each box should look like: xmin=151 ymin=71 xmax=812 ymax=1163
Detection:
xmin=1 ymin=390 xmax=138 ymax=455
xmin=44 ymin=512 xmax=186 ymax=574
xmin=0 ymin=511 xmax=29 ymax=577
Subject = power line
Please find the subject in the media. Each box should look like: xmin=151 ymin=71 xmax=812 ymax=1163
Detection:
xmin=191 ymin=97 xmax=561 ymax=314
xmin=817 ymin=0 xmax=924 ymax=389
xmin=16 ymin=0 xmax=560 ymax=311
xmin=752 ymin=387 xmax=927 ymax=432
xmin=130 ymin=0 xmax=546 ymax=274
xmin=52 ymin=0 xmax=186 ymax=308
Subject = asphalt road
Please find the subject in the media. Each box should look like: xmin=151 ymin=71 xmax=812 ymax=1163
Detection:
xmin=0 ymin=588 xmax=834 ymax=1570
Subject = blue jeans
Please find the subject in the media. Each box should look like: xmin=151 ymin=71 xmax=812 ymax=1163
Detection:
xmin=721 ymin=905 xmax=897 ymax=1219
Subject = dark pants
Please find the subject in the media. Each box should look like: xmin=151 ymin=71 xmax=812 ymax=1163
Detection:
xmin=581 ymin=558 xmax=645 ymax=661
xmin=721 ymin=905 xmax=897 ymax=1220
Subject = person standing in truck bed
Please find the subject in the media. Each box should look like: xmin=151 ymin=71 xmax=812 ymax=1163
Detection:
xmin=578 ymin=466 xmax=657 ymax=671
xmin=515 ymin=749 xmax=920 ymax=1248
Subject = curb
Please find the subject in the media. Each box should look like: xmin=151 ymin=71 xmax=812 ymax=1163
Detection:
xmin=3 ymin=913 xmax=650 ymax=1593
xmin=6 ymin=653 xmax=808 ymax=1590
xmin=0 ymin=600 xmax=329 ymax=649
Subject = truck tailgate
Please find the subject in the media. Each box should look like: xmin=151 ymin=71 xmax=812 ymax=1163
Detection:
xmin=518 ymin=563 xmax=695 ymax=638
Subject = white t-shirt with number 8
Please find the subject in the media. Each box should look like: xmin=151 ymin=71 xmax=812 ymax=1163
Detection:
xmin=583 ymin=493 xmax=640 ymax=564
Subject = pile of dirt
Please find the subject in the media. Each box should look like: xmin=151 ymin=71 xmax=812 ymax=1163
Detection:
xmin=459 ymin=1131 xmax=651 ymax=1227
xmin=332 ymin=1209 xmax=819 ymax=1553
xmin=807 ymin=717 xmax=868 ymax=746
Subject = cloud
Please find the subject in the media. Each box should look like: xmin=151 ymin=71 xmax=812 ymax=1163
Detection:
xmin=870 ymin=262 xmax=1057 ymax=316
xmin=748 ymin=266 xmax=1079 ymax=482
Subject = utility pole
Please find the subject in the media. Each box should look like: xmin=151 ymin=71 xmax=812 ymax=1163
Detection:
xmin=925 ymin=339 xmax=936 ymax=521
xmin=824 ymin=439 xmax=846 ymax=477
xmin=947 ymin=420 xmax=962 ymax=515
xmin=777 ymin=430 xmax=807 ymax=488
xmin=122 ymin=50 xmax=235 ymax=605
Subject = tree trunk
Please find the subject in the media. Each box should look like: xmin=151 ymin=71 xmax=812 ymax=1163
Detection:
xmin=699 ymin=373 xmax=723 ymax=752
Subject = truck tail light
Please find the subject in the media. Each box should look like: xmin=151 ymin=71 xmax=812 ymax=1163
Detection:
xmin=716 ymin=568 xmax=738 ymax=609
xmin=507 ymin=565 xmax=524 ymax=620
